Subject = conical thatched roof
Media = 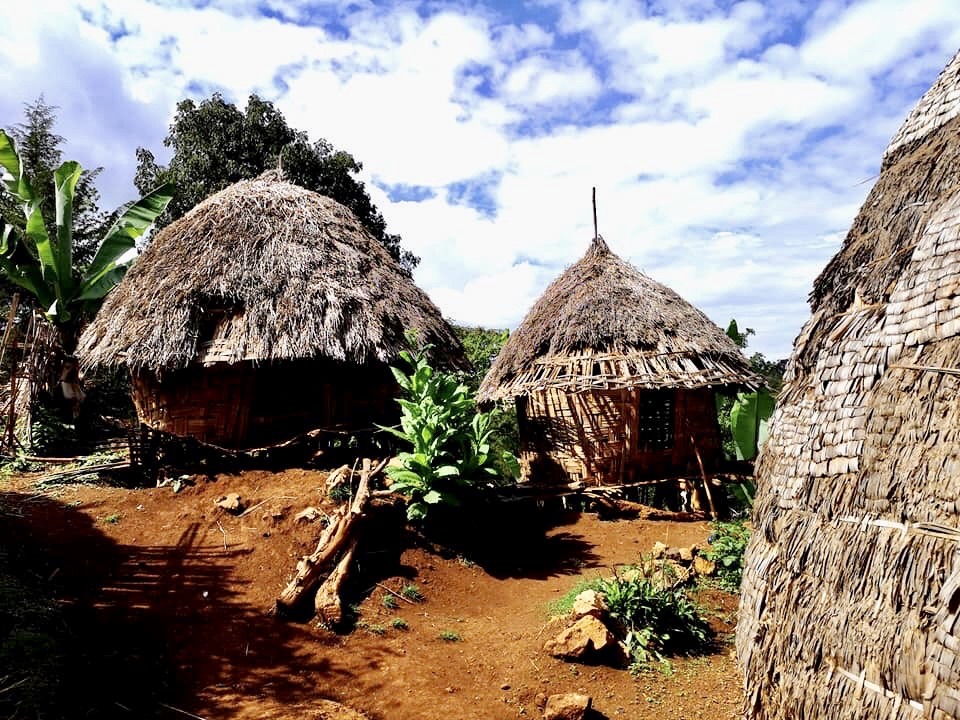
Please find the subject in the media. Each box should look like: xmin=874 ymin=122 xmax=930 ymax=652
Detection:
xmin=738 ymin=50 xmax=960 ymax=720
xmin=77 ymin=171 xmax=466 ymax=371
xmin=477 ymin=236 xmax=760 ymax=402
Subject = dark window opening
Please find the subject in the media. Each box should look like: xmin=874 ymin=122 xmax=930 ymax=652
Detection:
xmin=637 ymin=390 xmax=675 ymax=451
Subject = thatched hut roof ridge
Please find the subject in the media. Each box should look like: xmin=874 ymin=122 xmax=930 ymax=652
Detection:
xmin=477 ymin=235 xmax=760 ymax=402
xmin=884 ymin=50 xmax=960 ymax=166
xmin=77 ymin=172 xmax=466 ymax=372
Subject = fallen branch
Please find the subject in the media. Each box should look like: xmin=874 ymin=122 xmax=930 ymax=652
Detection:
xmin=276 ymin=458 xmax=387 ymax=614
xmin=375 ymin=582 xmax=417 ymax=605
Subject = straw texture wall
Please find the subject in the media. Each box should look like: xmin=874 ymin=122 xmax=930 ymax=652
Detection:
xmin=78 ymin=172 xmax=465 ymax=448
xmin=480 ymin=236 xmax=757 ymax=485
xmin=738 ymin=50 xmax=960 ymax=719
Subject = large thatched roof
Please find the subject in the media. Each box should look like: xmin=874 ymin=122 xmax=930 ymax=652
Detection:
xmin=77 ymin=171 xmax=466 ymax=372
xmin=477 ymin=236 xmax=760 ymax=402
xmin=738 ymin=50 xmax=960 ymax=719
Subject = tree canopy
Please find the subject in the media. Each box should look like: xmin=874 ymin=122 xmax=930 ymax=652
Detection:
xmin=0 ymin=97 xmax=108 ymax=276
xmin=135 ymin=93 xmax=418 ymax=273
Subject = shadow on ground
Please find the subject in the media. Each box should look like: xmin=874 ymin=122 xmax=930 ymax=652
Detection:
xmin=0 ymin=490 xmax=369 ymax=719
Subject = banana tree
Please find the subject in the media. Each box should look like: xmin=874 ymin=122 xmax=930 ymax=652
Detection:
xmin=0 ymin=129 xmax=173 ymax=408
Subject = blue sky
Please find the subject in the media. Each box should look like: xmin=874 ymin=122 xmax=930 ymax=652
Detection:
xmin=3 ymin=0 xmax=960 ymax=359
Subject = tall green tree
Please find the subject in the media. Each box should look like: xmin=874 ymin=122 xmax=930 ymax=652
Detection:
xmin=135 ymin=93 xmax=418 ymax=273
xmin=0 ymin=130 xmax=173 ymax=410
xmin=0 ymin=97 xmax=109 ymax=274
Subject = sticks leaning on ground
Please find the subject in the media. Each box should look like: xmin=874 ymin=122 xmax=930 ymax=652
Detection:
xmin=276 ymin=457 xmax=388 ymax=616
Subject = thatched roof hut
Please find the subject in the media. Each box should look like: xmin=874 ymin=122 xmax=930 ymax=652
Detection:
xmin=77 ymin=171 xmax=465 ymax=448
xmin=478 ymin=236 xmax=760 ymax=486
xmin=737 ymin=51 xmax=960 ymax=719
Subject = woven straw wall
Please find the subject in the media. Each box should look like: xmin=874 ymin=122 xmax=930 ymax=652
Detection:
xmin=132 ymin=359 xmax=397 ymax=449
xmin=517 ymin=387 xmax=720 ymax=485
xmin=738 ymin=54 xmax=960 ymax=719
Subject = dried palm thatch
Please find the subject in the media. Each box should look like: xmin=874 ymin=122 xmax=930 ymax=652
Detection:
xmin=78 ymin=171 xmax=464 ymax=371
xmin=77 ymin=171 xmax=465 ymax=447
xmin=478 ymin=236 xmax=759 ymax=486
xmin=477 ymin=236 xmax=760 ymax=402
xmin=738 ymin=50 xmax=960 ymax=719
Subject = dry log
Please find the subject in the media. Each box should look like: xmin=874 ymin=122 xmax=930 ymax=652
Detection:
xmin=276 ymin=458 xmax=387 ymax=614
xmin=314 ymin=537 xmax=358 ymax=626
xmin=587 ymin=494 xmax=705 ymax=521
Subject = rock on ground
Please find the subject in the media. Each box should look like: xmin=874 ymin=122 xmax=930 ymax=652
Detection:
xmin=544 ymin=616 xmax=615 ymax=659
xmin=543 ymin=693 xmax=592 ymax=720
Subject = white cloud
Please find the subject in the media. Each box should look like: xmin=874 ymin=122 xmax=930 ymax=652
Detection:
xmin=3 ymin=0 xmax=959 ymax=361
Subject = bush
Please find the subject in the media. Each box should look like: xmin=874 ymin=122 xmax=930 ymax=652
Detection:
xmin=552 ymin=564 xmax=711 ymax=673
xmin=704 ymin=520 xmax=751 ymax=593
xmin=382 ymin=342 xmax=519 ymax=522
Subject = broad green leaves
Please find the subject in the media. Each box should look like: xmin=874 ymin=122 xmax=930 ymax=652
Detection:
xmin=0 ymin=129 xmax=173 ymax=326
xmin=730 ymin=390 xmax=775 ymax=461
xmin=382 ymin=343 xmax=519 ymax=522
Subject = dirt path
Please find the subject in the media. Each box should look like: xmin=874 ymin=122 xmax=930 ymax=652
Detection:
xmin=0 ymin=469 xmax=743 ymax=719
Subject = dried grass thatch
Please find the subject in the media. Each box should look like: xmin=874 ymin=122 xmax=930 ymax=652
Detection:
xmin=738 ymin=50 xmax=960 ymax=719
xmin=77 ymin=171 xmax=465 ymax=372
xmin=477 ymin=236 xmax=760 ymax=403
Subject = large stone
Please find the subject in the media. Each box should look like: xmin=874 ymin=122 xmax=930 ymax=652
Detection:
xmin=544 ymin=616 xmax=615 ymax=659
xmin=543 ymin=693 xmax=592 ymax=720
xmin=215 ymin=493 xmax=244 ymax=514
xmin=678 ymin=546 xmax=694 ymax=563
xmin=571 ymin=590 xmax=607 ymax=619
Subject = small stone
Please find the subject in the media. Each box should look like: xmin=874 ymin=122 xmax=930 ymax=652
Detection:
xmin=571 ymin=590 xmax=608 ymax=619
xmin=295 ymin=507 xmax=321 ymax=523
xmin=694 ymin=556 xmax=716 ymax=576
xmin=543 ymin=693 xmax=592 ymax=720
xmin=214 ymin=493 xmax=243 ymax=514
xmin=651 ymin=541 xmax=668 ymax=558
xmin=501 ymin=684 xmax=511 ymax=691
xmin=535 ymin=693 xmax=548 ymax=710
xmin=544 ymin=616 xmax=616 ymax=660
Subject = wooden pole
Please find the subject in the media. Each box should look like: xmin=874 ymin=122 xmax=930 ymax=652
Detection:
xmin=592 ymin=187 xmax=598 ymax=240
xmin=688 ymin=433 xmax=717 ymax=519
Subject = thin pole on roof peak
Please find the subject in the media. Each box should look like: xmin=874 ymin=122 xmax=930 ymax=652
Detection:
xmin=592 ymin=187 xmax=598 ymax=241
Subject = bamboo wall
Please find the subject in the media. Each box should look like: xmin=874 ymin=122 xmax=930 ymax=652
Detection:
xmin=132 ymin=359 xmax=397 ymax=448
xmin=516 ymin=387 xmax=720 ymax=485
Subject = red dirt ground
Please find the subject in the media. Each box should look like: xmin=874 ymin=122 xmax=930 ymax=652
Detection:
xmin=1 ymin=468 xmax=743 ymax=719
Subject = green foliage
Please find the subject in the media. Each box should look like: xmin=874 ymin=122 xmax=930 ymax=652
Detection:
xmin=381 ymin=594 xmax=398 ymax=610
xmin=730 ymin=390 xmax=775 ymax=461
xmin=328 ymin=483 xmax=352 ymax=505
xmin=135 ymin=93 xmax=417 ymax=273
xmin=598 ymin=569 xmax=710 ymax=672
xmin=704 ymin=521 xmax=751 ymax=593
xmin=383 ymin=343 xmax=519 ymax=522
xmin=27 ymin=404 xmax=75 ymax=455
xmin=453 ymin=325 xmax=509 ymax=392
xmin=390 ymin=617 xmax=409 ymax=631
xmin=551 ymin=567 xmax=711 ymax=673
xmin=0 ymin=129 xmax=173 ymax=348
xmin=438 ymin=630 xmax=462 ymax=642
xmin=101 ymin=513 xmax=121 ymax=524
xmin=400 ymin=584 xmax=424 ymax=603
xmin=718 ymin=319 xmax=782 ymax=461
xmin=0 ymin=98 xmax=108 ymax=281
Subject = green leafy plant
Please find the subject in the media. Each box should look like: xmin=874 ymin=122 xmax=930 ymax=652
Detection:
xmin=357 ymin=621 xmax=385 ymax=636
xmin=400 ymin=584 xmax=424 ymax=603
xmin=704 ymin=520 xmax=751 ymax=593
xmin=730 ymin=390 xmax=775 ymax=461
xmin=390 ymin=617 xmax=409 ymax=631
xmin=101 ymin=513 xmax=120 ymax=524
xmin=438 ymin=630 xmax=462 ymax=642
xmin=382 ymin=594 xmax=398 ymax=610
xmin=0 ymin=130 xmax=173 ymax=350
xmin=552 ymin=566 xmax=711 ymax=673
xmin=382 ymin=341 xmax=519 ymax=521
